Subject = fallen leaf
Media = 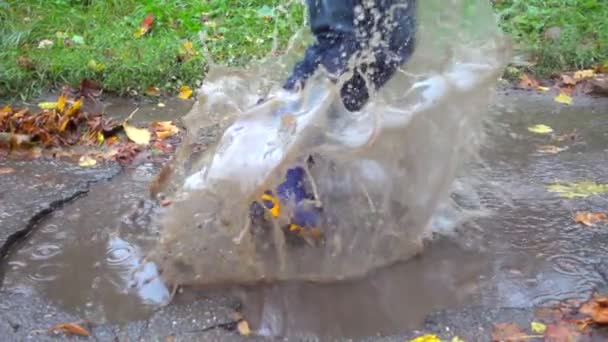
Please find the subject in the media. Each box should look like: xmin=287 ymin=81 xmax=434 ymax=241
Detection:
xmin=561 ymin=74 xmax=577 ymax=86
xmin=0 ymin=167 xmax=16 ymax=175
xmin=580 ymin=296 xmax=608 ymax=323
xmin=546 ymin=181 xmax=608 ymax=199
xmin=491 ymin=322 xmax=527 ymax=342
xmin=451 ymin=337 xmax=465 ymax=342
xmin=157 ymin=103 xmax=166 ymax=108
xmin=237 ymin=320 xmax=251 ymax=336
xmin=152 ymin=121 xmax=179 ymax=139
xmin=78 ymin=156 xmax=97 ymax=167
xmin=123 ymin=122 xmax=151 ymax=145
xmin=574 ymin=69 xmax=595 ymax=80
xmin=87 ymin=59 xmax=105 ymax=72
xmin=56 ymin=94 xmax=67 ymax=113
xmin=574 ymin=212 xmax=607 ymax=226
xmin=555 ymin=92 xmax=573 ymax=105
xmin=528 ymin=124 xmax=554 ymax=134
xmin=38 ymin=102 xmax=58 ymax=110
xmin=544 ymin=323 xmax=580 ymax=342
xmin=178 ymin=40 xmax=197 ymax=61
xmin=146 ymin=86 xmax=161 ymax=97
xmin=17 ymin=56 xmax=35 ymax=70
xmin=537 ymin=86 xmax=550 ymax=92
xmin=49 ymin=322 xmax=90 ymax=337
xmin=134 ymin=13 xmax=154 ymax=38
xmin=530 ymin=321 xmax=547 ymax=334
xmin=519 ymin=73 xmax=540 ymax=89
xmin=37 ymin=39 xmax=54 ymax=49
xmin=537 ymin=145 xmax=567 ymax=154
xmin=410 ymin=334 xmax=441 ymax=342
xmin=178 ymin=85 xmax=193 ymax=99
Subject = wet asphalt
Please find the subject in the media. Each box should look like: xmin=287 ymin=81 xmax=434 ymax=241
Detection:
xmin=1 ymin=90 xmax=608 ymax=341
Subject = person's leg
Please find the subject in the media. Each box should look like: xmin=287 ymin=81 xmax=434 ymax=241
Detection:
xmin=285 ymin=0 xmax=417 ymax=111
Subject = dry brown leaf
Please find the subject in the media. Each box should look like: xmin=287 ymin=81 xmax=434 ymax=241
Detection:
xmin=49 ymin=322 xmax=90 ymax=337
xmin=491 ymin=322 xmax=527 ymax=341
xmin=519 ymin=73 xmax=540 ymax=89
xmin=580 ymin=296 xmax=608 ymax=323
xmin=574 ymin=212 xmax=607 ymax=227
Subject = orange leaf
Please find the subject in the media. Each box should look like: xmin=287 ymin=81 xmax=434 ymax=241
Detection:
xmin=574 ymin=212 xmax=607 ymax=226
xmin=491 ymin=322 xmax=527 ymax=341
xmin=544 ymin=323 xmax=580 ymax=341
xmin=135 ymin=13 xmax=155 ymax=37
xmin=519 ymin=73 xmax=540 ymax=89
xmin=49 ymin=322 xmax=90 ymax=336
xmin=580 ymin=296 xmax=608 ymax=324
xmin=142 ymin=13 xmax=154 ymax=30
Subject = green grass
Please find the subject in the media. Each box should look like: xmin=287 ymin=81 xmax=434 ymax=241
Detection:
xmin=2 ymin=0 xmax=607 ymax=99
xmin=493 ymin=0 xmax=608 ymax=75
xmin=0 ymin=0 xmax=304 ymax=100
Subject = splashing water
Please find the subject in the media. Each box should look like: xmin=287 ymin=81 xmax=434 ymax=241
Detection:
xmin=148 ymin=0 xmax=509 ymax=288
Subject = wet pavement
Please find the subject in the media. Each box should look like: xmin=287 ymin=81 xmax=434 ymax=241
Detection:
xmin=2 ymin=90 xmax=608 ymax=341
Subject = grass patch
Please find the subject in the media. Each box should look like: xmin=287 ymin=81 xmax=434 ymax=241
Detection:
xmin=0 ymin=0 xmax=303 ymax=100
xmin=493 ymin=0 xmax=608 ymax=75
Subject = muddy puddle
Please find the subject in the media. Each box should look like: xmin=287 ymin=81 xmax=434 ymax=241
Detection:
xmin=3 ymin=94 xmax=608 ymax=339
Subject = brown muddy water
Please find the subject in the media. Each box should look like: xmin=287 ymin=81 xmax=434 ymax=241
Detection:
xmin=3 ymin=93 xmax=608 ymax=339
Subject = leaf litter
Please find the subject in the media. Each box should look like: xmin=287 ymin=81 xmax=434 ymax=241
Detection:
xmin=0 ymin=93 xmax=181 ymax=166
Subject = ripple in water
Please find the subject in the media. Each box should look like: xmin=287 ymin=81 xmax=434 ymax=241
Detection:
xmin=29 ymin=264 xmax=61 ymax=282
xmin=30 ymin=243 xmax=62 ymax=261
xmin=105 ymin=237 xmax=138 ymax=270
xmin=39 ymin=224 xmax=59 ymax=234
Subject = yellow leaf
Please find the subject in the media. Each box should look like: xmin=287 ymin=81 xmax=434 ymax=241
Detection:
xmin=97 ymin=132 xmax=105 ymax=144
xmin=78 ymin=156 xmax=97 ymax=167
xmin=555 ymin=92 xmax=573 ymax=105
xmin=57 ymin=94 xmax=67 ymax=113
xmin=410 ymin=334 xmax=441 ymax=342
xmin=38 ymin=102 xmax=58 ymax=110
xmin=574 ymin=212 xmax=607 ymax=227
xmin=574 ymin=69 xmax=595 ymax=80
xmin=528 ymin=124 xmax=553 ymax=134
xmin=451 ymin=337 xmax=465 ymax=342
xmin=65 ymin=98 xmax=83 ymax=116
xmin=87 ymin=59 xmax=105 ymax=72
xmin=537 ymin=86 xmax=550 ymax=91
xmin=123 ymin=122 xmax=151 ymax=145
xmin=237 ymin=320 xmax=251 ymax=336
xmin=531 ymin=321 xmax=547 ymax=334
xmin=546 ymin=181 xmax=608 ymax=199
xmin=134 ymin=27 xmax=147 ymax=38
xmin=178 ymin=85 xmax=193 ymax=99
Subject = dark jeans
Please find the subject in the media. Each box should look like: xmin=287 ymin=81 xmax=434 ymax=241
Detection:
xmin=284 ymin=0 xmax=417 ymax=111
